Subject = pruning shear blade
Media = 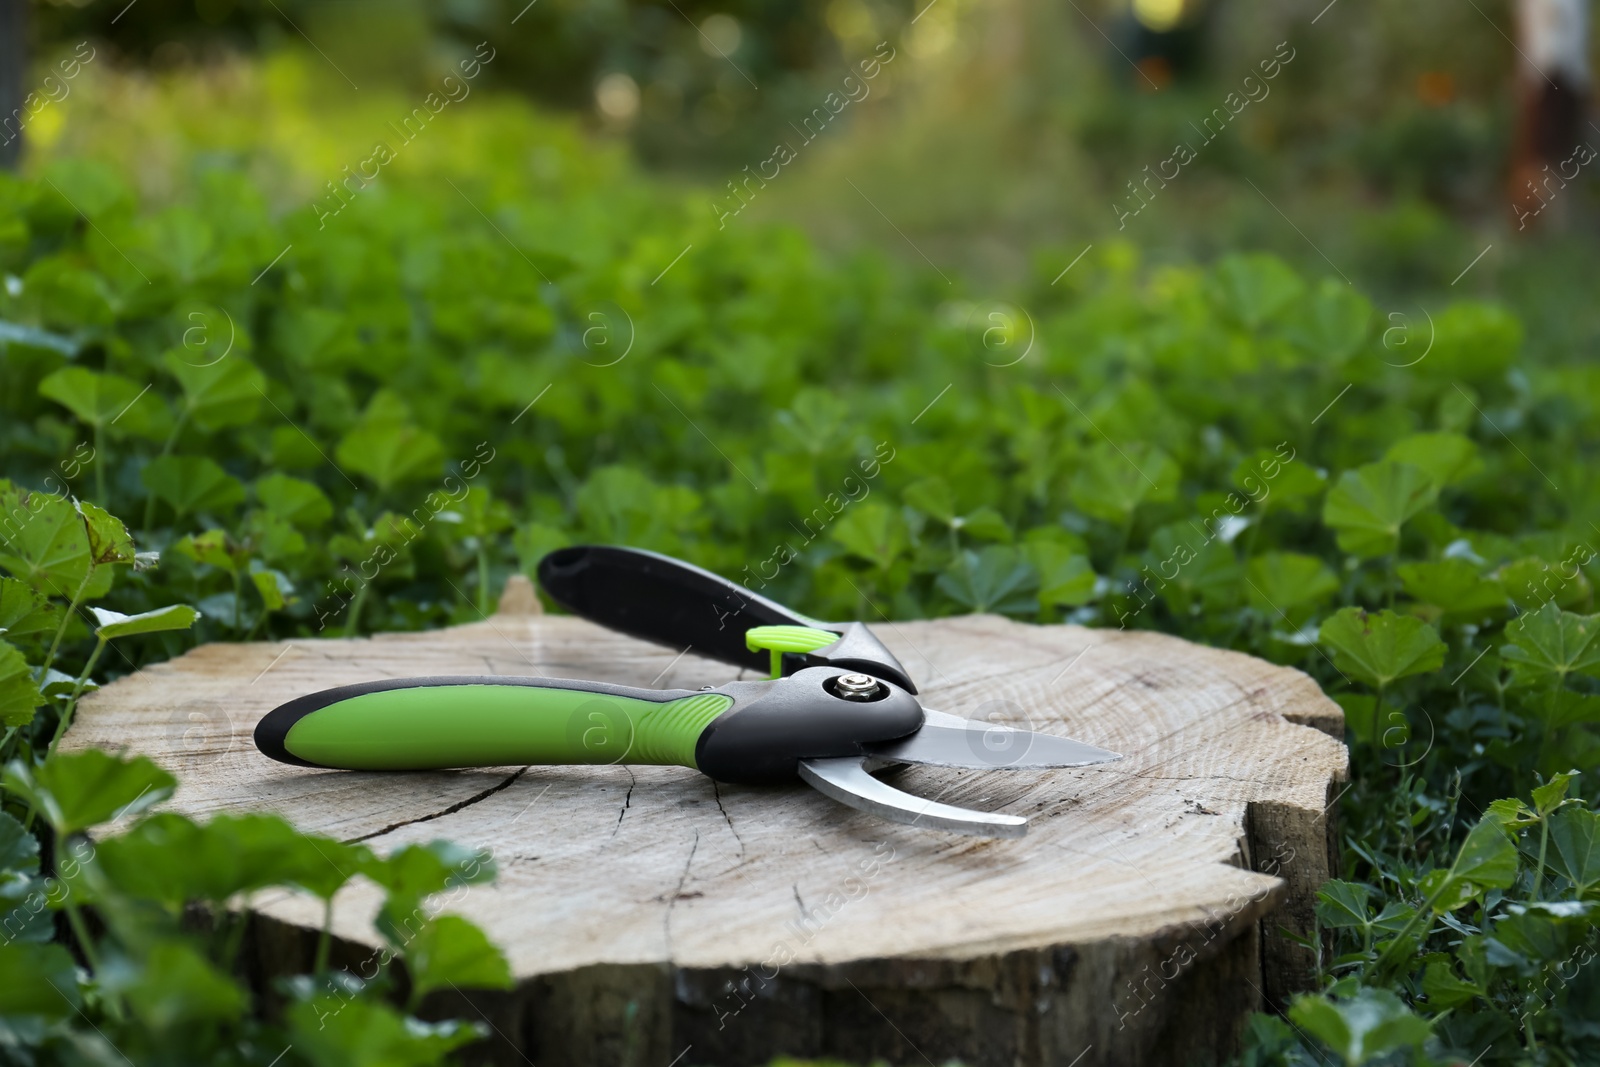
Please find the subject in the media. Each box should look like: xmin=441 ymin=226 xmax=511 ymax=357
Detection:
xmin=862 ymin=708 xmax=1124 ymax=770
xmin=798 ymin=756 xmax=1029 ymax=838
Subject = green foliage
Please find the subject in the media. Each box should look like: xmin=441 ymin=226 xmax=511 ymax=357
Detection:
xmin=1 ymin=67 xmax=1598 ymax=1067
xmin=1322 ymin=462 xmax=1438 ymax=559
xmin=1289 ymin=987 xmax=1430 ymax=1066
xmin=0 ymin=752 xmax=508 ymax=1066
xmin=4 ymin=749 xmax=174 ymax=835
xmin=1501 ymin=602 xmax=1600 ymax=691
xmin=1319 ymin=609 xmax=1447 ymax=691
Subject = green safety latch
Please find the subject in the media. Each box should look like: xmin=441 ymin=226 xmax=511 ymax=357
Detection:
xmin=744 ymin=624 xmax=840 ymax=679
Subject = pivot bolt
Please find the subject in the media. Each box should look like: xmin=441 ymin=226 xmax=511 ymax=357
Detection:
xmin=830 ymin=673 xmax=884 ymax=702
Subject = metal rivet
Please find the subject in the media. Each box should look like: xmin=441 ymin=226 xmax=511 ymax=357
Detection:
xmin=831 ymin=673 xmax=883 ymax=701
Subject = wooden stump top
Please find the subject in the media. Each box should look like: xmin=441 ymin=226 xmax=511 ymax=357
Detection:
xmin=68 ymin=576 xmax=1347 ymax=1064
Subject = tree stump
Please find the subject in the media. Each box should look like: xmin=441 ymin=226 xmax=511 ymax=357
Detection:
xmin=67 ymin=576 xmax=1347 ymax=1067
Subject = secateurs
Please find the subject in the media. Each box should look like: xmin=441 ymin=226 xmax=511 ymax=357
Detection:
xmin=254 ymin=545 xmax=1122 ymax=837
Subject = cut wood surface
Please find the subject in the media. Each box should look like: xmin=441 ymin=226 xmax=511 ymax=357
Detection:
xmin=68 ymin=576 xmax=1347 ymax=1067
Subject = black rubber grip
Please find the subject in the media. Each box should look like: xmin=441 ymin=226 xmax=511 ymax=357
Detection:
xmin=537 ymin=545 xmax=918 ymax=693
xmin=538 ymin=545 xmax=823 ymax=675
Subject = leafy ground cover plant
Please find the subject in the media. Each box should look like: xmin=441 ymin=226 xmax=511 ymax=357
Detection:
xmin=3 ymin=60 xmax=1600 ymax=1064
xmin=2 ymin=747 xmax=511 ymax=1065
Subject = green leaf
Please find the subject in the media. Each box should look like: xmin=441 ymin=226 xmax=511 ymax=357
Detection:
xmin=452 ymin=487 xmax=514 ymax=540
xmin=0 ymin=809 xmax=40 ymax=872
xmin=77 ymin=500 xmax=135 ymax=566
xmin=1142 ymin=523 xmax=1241 ymax=615
xmin=956 ymin=505 xmax=1012 ymax=543
xmin=1318 ymin=608 xmax=1447 ymax=689
xmin=251 ymin=564 xmax=295 ymax=612
xmin=0 ymin=484 xmax=93 ymax=595
xmin=1068 ymin=441 xmax=1178 ymax=525
xmin=0 ymin=641 xmax=43 ymax=727
xmin=1288 ymin=988 xmax=1431 ymax=1066
xmin=142 ymin=455 xmax=246 ymax=517
xmin=91 ymin=603 xmax=200 ymax=639
xmin=116 ymin=941 xmax=247 ymax=1030
xmin=0 ymin=942 xmax=80 ymax=1018
xmin=1383 ymin=432 xmax=1481 ymax=489
xmin=1502 ymin=555 xmax=1593 ymax=613
xmin=1487 ymin=796 xmax=1536 ymax=828
xmin=255 ymin=473 xmax=333 ymax=528
xmin=903 ymin=478 xmax=957 ymax=523
xmin=94 ymin=812 xmax=370 ymax=906
xmin=1423 ymin=302 xmax=1521 ymax=383
xmin=1548 ymin=805 xmax=1600 ymax=896
xmin=1020 ymin=541 xmax=1097 ymax=607
xmin=1211 ymin=253 xmax=1305 ymax=330
xmin=1523 ymin=689 xmax=1600 ymax=730
xmin=172 ymin=528 xmax=247 ymax=573
xmin=371 ymin=839 xmax=496 ymax=917
xmin=1287 ymin=278 xmax=1372 ymax=361
xmin=830 ymin=501 xmax=909 ymax=571
xmin=0 ymin=577 xmax=55 ymax=637
xmin=1230 ymin=449 xmax=1325 ymax=514
xmin=336 ymin=419 xmax=445 ymax=491
xmin=1421 ymin=960 xmax=1483 ymax=1011
xmin=1246 ymin=552 xmax=1338 ymax=625
xmin=38 ymin=366 xmax=145 ymax=428
xmin=288 ymin=996 xmax=482 ymax=1067
xmin=2 ymin=749 xmax=176 ymax=835
xmin=1422 ymin=815 xmax=1519 ymax=912
xmin=1398 ymin=559 xmax=1506 ymax=621
xmin=1501 ymin=601 xmax=1600 ymax=690
xmin=1314 ymin=880 xmax=1371 ymax=931
xmin=1321 ymin=461 xmax=1437 ymax=558
xmin=403 ymin=915 xmax=514 ymax=1003
xmin=935 ymin=546 xmax=1038 ymax=614
xmin=164 ymin=352 xmax=265 ymax=431
xmin=574 ymin=467 xmax=703 ymax=548
xmin=1532 ymin=772 xmax=1577 ymax=817
xmin=1333 ymin=693 xmax=1378 ymax=746
xmin=1494 ymin=902 xmax=1595 ymax=964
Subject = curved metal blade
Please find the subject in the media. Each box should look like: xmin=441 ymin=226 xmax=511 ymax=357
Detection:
xmin=798 ymin=756 xmax=1028 ymax=838
xmin=861 ymin=708 xmax=1122 ymax=770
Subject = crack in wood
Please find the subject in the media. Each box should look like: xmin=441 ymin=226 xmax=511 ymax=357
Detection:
xmin=662 ymin=830 xmax=700 ymax=961
xmin=347 ymin=766 xmax=531 ymax=844
xmin=710 ymin=781 xmax=744 ymax=857
xmin=612 ymin=767 xmax=636 ymax=837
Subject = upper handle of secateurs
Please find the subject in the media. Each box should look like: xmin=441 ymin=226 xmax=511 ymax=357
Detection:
xmin=535 ymin=545 xmax=917 ymax=693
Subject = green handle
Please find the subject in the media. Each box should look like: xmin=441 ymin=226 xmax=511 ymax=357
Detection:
xmin=260 ymin=677 xmax=733 ymax=771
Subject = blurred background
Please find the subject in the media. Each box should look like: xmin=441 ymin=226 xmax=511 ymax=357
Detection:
xmin=3 ymin=0 xmax=1597 ymax=362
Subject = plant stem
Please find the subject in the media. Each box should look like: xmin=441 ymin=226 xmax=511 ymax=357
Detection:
xmin=343 ymin=582 xmax=370 ymax=637
xmin=47 ymin=635 xmax=107 ymax=759
xmin=477 ymin=545 xmax=491 ymax=616
xmin=315 ymin=898 xmax=333 ymax=973
xmin=41 ymin=568 xmax=96 ymax=679
xmin=1242 ymin=505 xmax=1266 ymax=560
xmin=92 ymin=423 xmax=105 ymax=503
xmin=1375 ymin=877 xmax=1448 ymax=972
xmin=63 ymin=899 xmax=101 ymax=973
xmin=1373 ymin=683 xmax=1386 ymax=753
xmin=1116 ymin=512 xmax=1135 ymax=568
xmin=222 ymin=900 xmax=251 ymax=973
xmin=1533 ymin=816 xmax=1551 ymax=901
xmin=142 ymin=410 xmax=190 ymax=528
